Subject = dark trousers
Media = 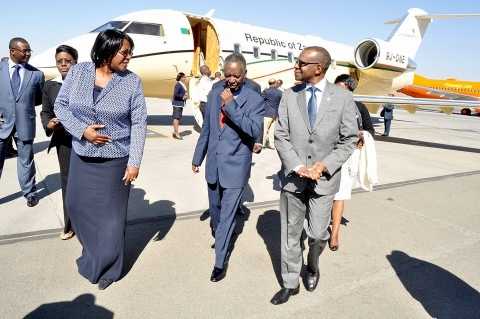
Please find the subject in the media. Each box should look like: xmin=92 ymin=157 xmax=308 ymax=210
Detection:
xmin=384 ymin=119 xmax=392 ymax=136
xmin=199 ymin=102 xmax=207 ymax=120
xmin=56 ymin=144 xmax=72 ymax=233
xmin=208 ymin=181 xmax=244 ymax=268
xmin=0 ymin=128 xmax=36 ymax=197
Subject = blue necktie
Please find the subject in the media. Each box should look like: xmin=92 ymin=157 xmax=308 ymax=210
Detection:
xmin=11 ymin=65 xmax=21 ymax=98
xmin=307 ymin=87 xmax=318 ymax=128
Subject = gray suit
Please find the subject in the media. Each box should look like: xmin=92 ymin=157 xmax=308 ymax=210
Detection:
xmin=274 ymin=81 xmax=358 ymax=288
xmin=0 ymin=59 xmax=44 ymax=197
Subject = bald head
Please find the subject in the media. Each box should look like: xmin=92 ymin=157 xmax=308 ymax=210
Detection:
xmin=200 ymin=65 xmax=211 ymax=77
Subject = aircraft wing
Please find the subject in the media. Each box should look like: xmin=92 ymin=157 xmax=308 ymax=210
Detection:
xmin=354 ymin=95 xmax=480 ymax=114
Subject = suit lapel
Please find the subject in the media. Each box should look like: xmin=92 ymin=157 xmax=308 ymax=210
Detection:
xmin=219 ymin=87 xmax=247 ymax=135
xmin=1 ymin=61 xmax=14 ymax=98
xmin=313 ymin=82 xmax=334 ymax=129
xmin=16 ymin=67 xmax=32 ymax=102
xmin=295 ymin=83 xmax=312 ymax=133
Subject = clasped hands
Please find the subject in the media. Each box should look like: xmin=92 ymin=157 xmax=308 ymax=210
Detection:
xmin=297 ymin=161 xmax=327 ymax=180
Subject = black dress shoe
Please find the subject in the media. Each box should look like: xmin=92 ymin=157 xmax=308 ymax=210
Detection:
xmin=26 ymin=195 xmax=39 ymax=207
xmin=270 ymin=286 xmax=300 ymax=305
xmin=98 ymin=279 xmax=113 ymax=290
xmin=210 ymin=266 xmax=226 ymax=282
xmin=305 ymin=268 xmax=320 ymax=292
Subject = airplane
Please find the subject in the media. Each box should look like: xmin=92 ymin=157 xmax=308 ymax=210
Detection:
xmin=398 ymin=74 xmax=480 ymax=115
xmin=30 ymin=8 xmax=480 ymax=112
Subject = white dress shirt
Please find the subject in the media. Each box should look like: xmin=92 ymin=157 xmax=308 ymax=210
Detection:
xmin=8 ymin=58 xmax=25 ymax=92
xmin=197 ymin=75 xmax=213 ymax=103
xmin=305 ymin=78 xmax=327 ymax=113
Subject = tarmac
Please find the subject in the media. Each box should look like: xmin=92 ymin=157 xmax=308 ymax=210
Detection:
xmin=0 ymin=99 xmax=479 ymax=318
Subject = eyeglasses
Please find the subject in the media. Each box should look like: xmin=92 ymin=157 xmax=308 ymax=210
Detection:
xmin=56 ymin=58 xmax=74 ymax=65
xmin=117 ymin=49 xmax=133 ymax=58
xmin=11 ymin=48 xmax=32 ymax=55
xmin=296 ymin=59 xmax=320 ymax=68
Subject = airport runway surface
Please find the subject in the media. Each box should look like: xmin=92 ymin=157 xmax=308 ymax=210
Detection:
xmin=1 ymin=99 xmax=479 ymax=318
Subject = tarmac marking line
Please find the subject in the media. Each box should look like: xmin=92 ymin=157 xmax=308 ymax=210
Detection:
xmin=1 ymin=170 xmax=479 ymax=245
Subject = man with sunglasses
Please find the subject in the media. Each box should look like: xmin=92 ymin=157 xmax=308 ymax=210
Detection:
xmin=271 ymin=46 xmax=358 ymax=304
xmin=0 ymin=37 xmax=44 ymax=207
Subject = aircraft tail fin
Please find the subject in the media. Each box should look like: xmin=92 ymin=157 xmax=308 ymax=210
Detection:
xmin=386 ymin=8 xmax=480 ymax=59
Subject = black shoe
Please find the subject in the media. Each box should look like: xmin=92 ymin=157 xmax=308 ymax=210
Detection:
xmin=26 ymin=195 xmax=39 ymax=207
xmin=98 ymin=279 xmax=113 ymax=290
xmin=210 ymin=266 xmax=226 ymax=282
xmin=305 ymin=268 xmax=320 ymax=292
xmin=270 ymin=286 xmax=300 ymax=305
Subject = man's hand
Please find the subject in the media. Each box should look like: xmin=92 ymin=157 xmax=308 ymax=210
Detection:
xmin=122 ymin=166 xmax=139 ymax=185
xmin=192 ymin=165 xmax=200 ymax=173
xmin=308 ymin=161 xmax=327 ymax=180
xmin=253 ymin=143 xmax=262 ymax=154
xmin=82 ymin=124 xmax=111 ymax=145
xmin=356 ymin=131 xmax=365 ymax=149
xmin=297 ymin=166 xmax=312 ymax=179
xmin=47 ymin=118 xmax=60 ymax=130
xmin=220 ymin=88 xmax=234 ymax=106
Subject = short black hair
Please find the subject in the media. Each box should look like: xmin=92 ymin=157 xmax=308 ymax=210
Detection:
xmin=334 ymin=74 xmax=357 ymax=92
xmin=224 ymin=53 xmax=247 ymax=72
xmin=90 ymin=29 xmax=134 ymax=68
xmin=56 ymin=45 xmax=78 ymax=61
xmin=9 ymin=37 xmax=28 ymax=49
xmin=176 ymin=72 xmax=185 ymax=81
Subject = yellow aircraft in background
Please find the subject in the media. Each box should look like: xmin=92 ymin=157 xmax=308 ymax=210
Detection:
xmin=399 ymin=74 xmax=480 ymax=115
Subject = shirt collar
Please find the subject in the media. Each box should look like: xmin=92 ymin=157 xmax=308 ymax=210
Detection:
xmin=306 ymin=78 xmax=326 ymax=92
xmin=52 ymin=75 xmax=63 ymax=83
xmin=8 ymin=58 xmax=25 ymax=69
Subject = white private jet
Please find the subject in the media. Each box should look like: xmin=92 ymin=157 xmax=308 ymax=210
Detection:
xmin=31 ymin=8 xmax=480 ymax=111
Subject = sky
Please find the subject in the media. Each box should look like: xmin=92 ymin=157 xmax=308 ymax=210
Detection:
xmin=1 ymin=0 xmax=478 ymax=81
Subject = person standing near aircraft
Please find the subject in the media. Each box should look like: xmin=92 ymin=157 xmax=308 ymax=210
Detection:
xmin=0 ymin=37 xmax=44 ymax=207
xmin=54 ymin=29 xmax=147 ymax=290
xmin=261 ymin=78 xmax=282 ymax=149
xmin=212 ymin=71 xmax=222 ymax=84
xmin=171 ymin=72 xmax=188 ymax=140
xmin=276 ymin=79 xmax=284 ymax=92
xmin=381 ymin=95 xmax=395 ymax=136
xmin=329 ymin=74 xmax=374 ymax=251
xmin=272 ymin=47 xmax=357 ymax=305
xmin=197 ymin=65 xmax=213 ymax=120
xmin=192 ymin=53 xmax=264 ymax=282
xmin=40 ymin=44 xmax=78 ymax=240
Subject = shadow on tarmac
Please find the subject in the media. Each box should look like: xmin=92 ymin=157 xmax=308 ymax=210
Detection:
xmin=122 ymin=187 xmax=176 ymax=278
xmin=23 ymin=293 xmax=113 ymax=319
xmin=256 ymin=209 xmax=282 ymax=285
xmin=387 ymin=250 xmax=480 ymax=319
xmin=0 ymin=172 xmax=61 ymax=205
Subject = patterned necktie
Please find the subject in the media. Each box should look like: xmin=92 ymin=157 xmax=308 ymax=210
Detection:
xmin=307 ymin=86 xmax=318 ymax=128
xmin=11 ymin=65 xmax=21 ymax=98
xmin=219 ymin=105 xmax=226 ymax=128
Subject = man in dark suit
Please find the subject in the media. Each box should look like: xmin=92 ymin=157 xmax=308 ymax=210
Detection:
xmin=0 ymin=38 xmax=44 ymax=207
xmin=261 ymin=78 xmax=283 ymax=149
xmin=192 ymin=53 xmax=264 ymax=282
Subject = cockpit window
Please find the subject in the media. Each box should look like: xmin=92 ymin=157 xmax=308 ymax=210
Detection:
xmin=125 ymin=22 xmax=165 ymax=36
xmin=91 ymin=21 xmax=129 ymax=32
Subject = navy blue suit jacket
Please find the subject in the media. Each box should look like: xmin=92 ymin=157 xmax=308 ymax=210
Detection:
xmin=261 ymin=87 xmax=282 ymax=118
xmin=172 ymin=82 xmax=186 ymax=106
xmin=192 ymin=83 xmax=264 ymax=188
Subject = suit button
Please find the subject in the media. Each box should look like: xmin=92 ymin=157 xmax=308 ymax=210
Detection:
xmin=308 ymin=155 xmax=312 ymax=159
xmin=308 ymin=139 xmax=313 ymax=143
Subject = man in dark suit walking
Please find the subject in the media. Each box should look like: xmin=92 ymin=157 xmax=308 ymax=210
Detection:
xmin=261 ymin=78 xmax=283 ymax=149
xmin=0 ymin=37 xmax=44 ymax=207
xmin=192 ymin=53 xmax=264 ymax=282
